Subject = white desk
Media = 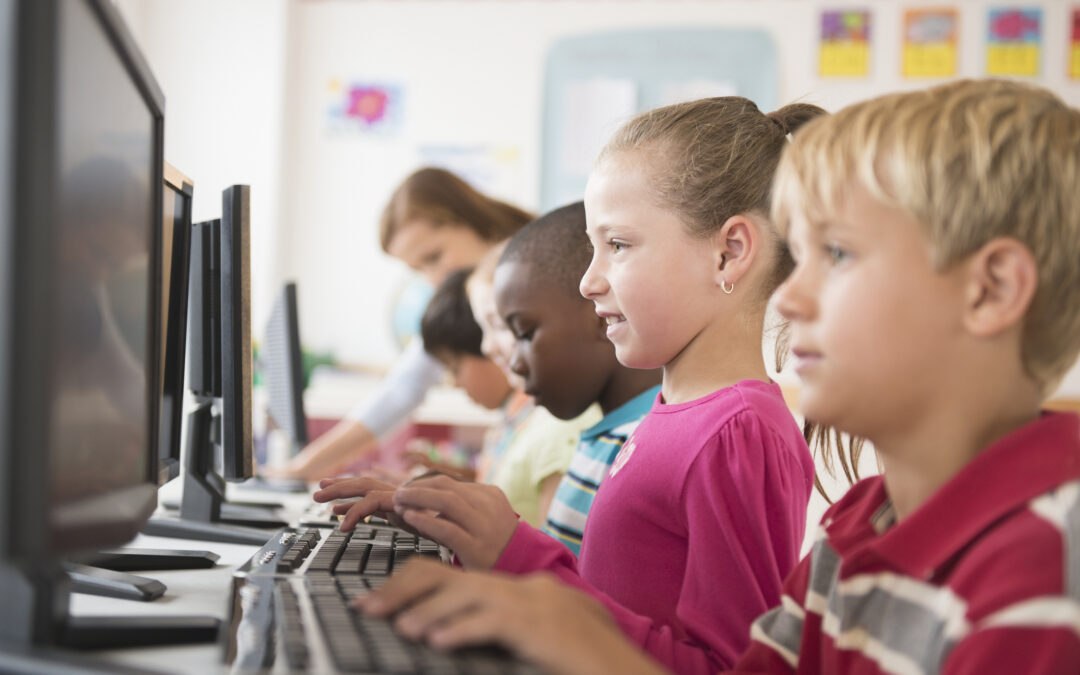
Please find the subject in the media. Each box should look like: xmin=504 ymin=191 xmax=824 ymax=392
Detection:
xmin=66 ymin=484 xmax=318 ymax=673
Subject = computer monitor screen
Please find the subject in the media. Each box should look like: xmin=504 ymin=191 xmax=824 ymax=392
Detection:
xmin=50 ymin=0 xmax=161 ymax=549
xmin=220 ymin=185 xmax=253 ymax=480
xmin=263 ymin=282 xmax=308 ymax=452
xmin=0 ymin=0 xmax=162 ymax=562
xmin=158 ymin=164 xmax=193 ymax=485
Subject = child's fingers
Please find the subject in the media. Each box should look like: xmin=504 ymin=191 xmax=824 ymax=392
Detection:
xmin=393 ymin=484 xmax=477 ymax=523
xmin=330 ymin=500 xmax=358 ymax=515
xmin=391 ymin=577 xmax=484 ymax=640
xmin=338 ymin=491 xmax=396 ymax=531
xmin=313 ymin=476 xmax=394 ymax=502
xmin=356 ymin=558 xmax=451 ymax=615
xmin=426 ymin=610 xmax=507 ymax=651
xmin=398 ymin=509 xmax=476 ymax=559
xmin=404 ymin=473 xmax=462 ymax=489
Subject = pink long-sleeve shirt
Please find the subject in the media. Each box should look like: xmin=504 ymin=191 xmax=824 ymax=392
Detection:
xmin=494 ymin=380 xmax=813 ymax=674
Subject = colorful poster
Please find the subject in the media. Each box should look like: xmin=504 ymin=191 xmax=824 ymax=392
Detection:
xmin=986 ymin=8 xmax=1042 ymax=76
xmin=325 ymin=80 xmax=404 ymax=136
xmin=820 ymin=10 xmax=871 ymax=77
xmin=902 ymin=8 xmax=959 ymax=77
xmin=1071 ymin=9 xmax=1080 ymax=79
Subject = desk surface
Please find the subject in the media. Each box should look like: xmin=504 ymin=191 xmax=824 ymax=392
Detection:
xmin=66 ymin=484 xmax=317 ymax=673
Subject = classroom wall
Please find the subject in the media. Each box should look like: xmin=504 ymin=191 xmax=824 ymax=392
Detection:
xmin=112 ymin=0 xmax=289 ymax=337
xmin=113 ymin=0 xmax=1080 ymax=394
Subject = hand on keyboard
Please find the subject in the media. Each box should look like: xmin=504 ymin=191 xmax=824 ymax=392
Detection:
xmin=314 ymin=477 xmax=414 ymax=533
xmin=355 ymin=559 xmax=652 ymax=675
xmin=392 ymin=474 xmax=519 ymax=569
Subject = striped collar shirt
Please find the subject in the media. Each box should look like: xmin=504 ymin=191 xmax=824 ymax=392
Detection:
xmin=735 ymin=412 xmax=1080 ymax=674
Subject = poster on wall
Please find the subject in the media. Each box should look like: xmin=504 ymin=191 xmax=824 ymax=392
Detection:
xmin=820 ymin=9 xmax=871 ymax=77
xmin=1071 ymin=8 xmax=1080 ymax=79
xmin=986 ymin=8 xmax=1042 ymax=77
xmin=325 ymin=79 xmax=404 ymax=136
xmin=902 ymin=8 xmax=959 ymax=78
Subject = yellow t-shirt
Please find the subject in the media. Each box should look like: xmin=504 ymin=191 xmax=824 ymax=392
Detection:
xmin=488 ymin=404 xmax=601 ymax=527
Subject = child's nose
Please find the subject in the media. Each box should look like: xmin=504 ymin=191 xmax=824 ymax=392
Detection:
xmin=579 ymin=261 xmax=605 ymax=299
xmin=774 ymin=270 xmax=813 ymax=322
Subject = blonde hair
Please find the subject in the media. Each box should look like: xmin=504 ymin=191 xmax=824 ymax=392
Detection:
xmin=379 ymin=167 xmax=533 ymax=252
xmin=773 ymin=79 xmax=1080 ymax=394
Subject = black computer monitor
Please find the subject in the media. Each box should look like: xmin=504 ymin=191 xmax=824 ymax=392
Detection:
xmin=0 ymin=0 xmax=216 ymax=654
xmin=220 ymin=185 xmax=254 ymax=480
xmin=264 ymin=282 xmax=309 ymax=453
xmin=143 ymin=185 xmax=282 ymax=545
xmin=158 ymin=163 xmax=193 ymax=485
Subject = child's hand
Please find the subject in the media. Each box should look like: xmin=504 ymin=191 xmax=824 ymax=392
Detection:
xmin=313 ymin=476 xmax=411 ymax=533
xmin=355 ymin=559 xmax=663 ymax=675
xmin=391 ymin=475 xmax=518 ymax=569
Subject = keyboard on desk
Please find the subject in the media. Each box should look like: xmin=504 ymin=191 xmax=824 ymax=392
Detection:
xmin=223 ymin=526 xmax=540 ymax=674
xmin=236 ymin=525 xmax=445 ymax=578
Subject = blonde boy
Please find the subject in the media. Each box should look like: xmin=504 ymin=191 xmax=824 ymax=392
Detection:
xmin=740 ymin=78 xmax=1080 ymax=673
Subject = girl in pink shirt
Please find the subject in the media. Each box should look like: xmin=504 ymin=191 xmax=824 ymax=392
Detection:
xmin=345 ymin=97 xmax=828 ymax=673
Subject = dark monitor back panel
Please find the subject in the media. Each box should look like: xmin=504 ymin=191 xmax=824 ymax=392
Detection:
xmin=220 ymin=185 xmax=253 ymax=480
xmin=187 ymin=218 xmax=220 ymax=399
xmin=264 ymin=282 xmax=308 ymax=449
xmin=158 ymin=163 xmax=193 ymax=486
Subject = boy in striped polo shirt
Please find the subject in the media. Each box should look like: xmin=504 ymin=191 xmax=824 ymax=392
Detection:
xmin=734 ymin=78 xmax=1080 ymax=673
xmin=352 ymin=79 xmax=1080 ymax=675
xmin=493 ymin=202 xmax=660 ymax=555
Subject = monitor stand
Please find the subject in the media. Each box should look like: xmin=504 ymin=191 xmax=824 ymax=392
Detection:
xmin=141 ymin=401 xmax=283 ymax=546
xmin=65 ymin=563 xmax=165 ymax=602
xmin=64 ymin=546 xmax=221 ymax=602
xmin=0 ymin=562 xmax=220 ymax=650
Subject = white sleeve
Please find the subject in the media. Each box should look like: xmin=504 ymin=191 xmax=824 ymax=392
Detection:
xmin=345 ymin=339 xmax=445 ymax=438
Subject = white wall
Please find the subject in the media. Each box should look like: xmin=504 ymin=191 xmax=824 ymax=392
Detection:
xmin=113 ymin=0 xmax=289 ymax=337
xmin=114 ymin=0 xmax=1080 ymax=393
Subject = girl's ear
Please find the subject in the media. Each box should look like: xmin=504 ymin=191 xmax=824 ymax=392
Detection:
xmin=711 ymin=214 xmax=760 ymax=288
xmin=962 ymin=237 xmax=1037 ymax=338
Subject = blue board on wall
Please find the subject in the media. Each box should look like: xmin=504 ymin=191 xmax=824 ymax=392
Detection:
xmin=541 ymin=28 xmax=778 ymax=210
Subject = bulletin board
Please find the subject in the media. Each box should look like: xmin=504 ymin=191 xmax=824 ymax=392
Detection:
xmin=541 ymin=28 xmax=778 ymax=210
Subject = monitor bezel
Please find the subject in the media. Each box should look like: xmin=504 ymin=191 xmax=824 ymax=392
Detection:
xmin=220 ymin=185 xmax=253 ymax=480
xmin=158 ymin=162 xmax=193 ymax=486
xmin=0 ymin=0 xmax=163 ymax=559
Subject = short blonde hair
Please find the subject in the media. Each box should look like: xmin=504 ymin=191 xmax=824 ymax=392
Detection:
xmin=773 ymin=79 xmax=1080 ymax=392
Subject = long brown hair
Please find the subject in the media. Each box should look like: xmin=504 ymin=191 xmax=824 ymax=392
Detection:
xmin=601 ymin=97 xmax=863 ymax=500
xmin=379 ymin=167 xmax=533 ymax=252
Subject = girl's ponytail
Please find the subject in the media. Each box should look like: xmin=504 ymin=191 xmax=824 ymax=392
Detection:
xmin=767 ymin=103 xmax=827 ymax=137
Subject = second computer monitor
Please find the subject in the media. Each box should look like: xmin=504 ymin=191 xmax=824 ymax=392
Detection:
xmin=220 ymin=185 xmax=253 ymax=480
xmin=158 ymin=163 xmax=193 ymax=485
xmin=263 ymin=282 xmax=308 ymax=453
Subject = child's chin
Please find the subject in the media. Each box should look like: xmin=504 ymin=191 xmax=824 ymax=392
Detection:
xmin=613 ymin=349 xmax=654 ymax=371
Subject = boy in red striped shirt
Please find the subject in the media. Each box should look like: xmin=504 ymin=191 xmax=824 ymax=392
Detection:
xmin=357 ymin=78 xmax=1080 ymax=675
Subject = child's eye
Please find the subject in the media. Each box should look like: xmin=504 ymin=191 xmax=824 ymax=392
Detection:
xmin=824 ymin=243 xmax=850 ymax=264
xmin=608 ymin=240 xmax=627 ymax=253
xmin=511 ymin=324 xmax=535 ymax=341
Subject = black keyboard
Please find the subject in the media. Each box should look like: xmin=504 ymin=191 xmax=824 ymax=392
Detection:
xmin=223 ymin=548 xmax=541 ymax=673
xmin=236 ymin=525 xmax=445 ymax=578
